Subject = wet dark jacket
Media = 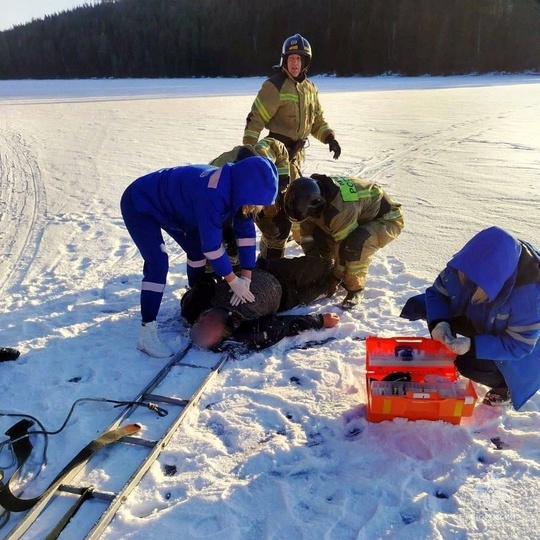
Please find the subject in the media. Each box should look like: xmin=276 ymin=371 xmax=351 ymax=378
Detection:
xmin=180 ymin=256 xmax=332 ymax=349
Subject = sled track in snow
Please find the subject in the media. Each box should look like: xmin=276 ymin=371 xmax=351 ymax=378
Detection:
xmin=2 ymin=343 xmax=235 ymax=539
xmin=0 ymin=130 xmax=47 ymax=298
xmin=357 ymin=107 xmax=520 ymax=182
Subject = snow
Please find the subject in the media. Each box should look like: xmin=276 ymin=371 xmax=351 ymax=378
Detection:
xmin=0 ymin=75 xmax=539 ymax=539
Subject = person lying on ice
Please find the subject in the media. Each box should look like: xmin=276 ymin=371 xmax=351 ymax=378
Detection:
xmin=400 ymin=226 xmax=540 ymax=409
xmin=282 ymin=175 xmax=404 ymax=310
xmin=180 ymin=255 xmax=340 ymax=350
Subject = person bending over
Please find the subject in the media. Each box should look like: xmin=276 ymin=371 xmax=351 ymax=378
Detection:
xmin=283 ymin=175 xmax=404 ymax=310
xmin=121 ymin=156 xmax=278 ymax=357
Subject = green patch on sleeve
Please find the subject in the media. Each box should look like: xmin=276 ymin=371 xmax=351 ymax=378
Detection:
xmin=334 ymin=176 xmax=360 ymax=202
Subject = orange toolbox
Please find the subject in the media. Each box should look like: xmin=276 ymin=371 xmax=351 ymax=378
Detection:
xmin=365 ymin=336 xmax=477 ymax=424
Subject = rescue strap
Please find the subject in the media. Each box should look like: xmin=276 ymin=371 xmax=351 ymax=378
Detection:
xmin=45 ymin=486 xmax=94 ymax=540
xmin=0 ymin=397 xmax=166 ymax=517
xmin=0 ymin=422 xmax=140 ymax=512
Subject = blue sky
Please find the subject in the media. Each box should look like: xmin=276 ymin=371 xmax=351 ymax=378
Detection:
xmin=0 ymin=0 xmax=88 ymax=31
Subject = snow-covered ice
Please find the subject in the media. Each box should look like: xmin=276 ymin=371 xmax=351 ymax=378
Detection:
xmin=0 ymin=75 xmax=539 ymax=539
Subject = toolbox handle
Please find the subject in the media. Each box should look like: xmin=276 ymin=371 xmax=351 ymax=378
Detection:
xmin=393 ymin=338 xmax=427 ymax=360
xmin=409 ymin=396 xmax=446 ymax=403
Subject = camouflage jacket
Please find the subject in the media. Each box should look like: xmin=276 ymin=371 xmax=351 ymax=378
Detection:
xmin=299 ymin=174 xmax=403 ymax=242
xmin=210 ymin=138 xmax=291 ymax=181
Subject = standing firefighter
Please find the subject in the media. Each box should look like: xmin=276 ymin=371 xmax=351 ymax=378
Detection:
xmin=283 ymin=175 xmax=404 ymax=310
xmin=243 ymin=34 xmax=341 ymax=259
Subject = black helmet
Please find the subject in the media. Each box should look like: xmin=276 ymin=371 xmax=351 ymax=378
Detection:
xmin=278 ymin=34 xmax=312 ymax=70
xmin=283 ymin=177 xmax=326 ymax=222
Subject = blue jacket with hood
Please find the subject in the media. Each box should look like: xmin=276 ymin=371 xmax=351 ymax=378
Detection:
xmin=129 ymin=156 xmax=278 ymax=277
xmin=426 ymin=226 xmax=540 ymax=410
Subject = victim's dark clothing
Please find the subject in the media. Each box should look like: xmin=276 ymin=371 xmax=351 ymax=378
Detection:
xmin=254 ymin=255 xmax=333 ymax=311
xmin=180 ymin=256 xmax=332 ymax=349
xmin=231 ymin=313 xmax=325 ymax=350
xmin=180 ymin=267 xmax=282 ymax=326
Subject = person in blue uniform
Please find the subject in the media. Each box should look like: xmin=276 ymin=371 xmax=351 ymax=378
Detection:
xmin=402 ymin=226 xmax=540 ymax=409
xmin=121 ymin=156 xmax=278 ymax=358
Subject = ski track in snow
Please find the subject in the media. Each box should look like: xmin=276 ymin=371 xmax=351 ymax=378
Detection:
xmin=0 ymin=76 xmax=539 ymax=539
xmin=0 ymin=129 xmax=47 ymax=296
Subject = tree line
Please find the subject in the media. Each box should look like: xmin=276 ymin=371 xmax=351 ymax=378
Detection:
xmin=0 ymin=0 xmax=539 ymax=79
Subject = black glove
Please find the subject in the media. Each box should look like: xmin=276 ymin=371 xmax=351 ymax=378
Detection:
xmin=326 ymin=136 xmax=341 ymax=160
xmin=278 ymin=174 xmax=290 ymax=192
xmin=275 ymin=189 xmax=286 ymax=210
xmin=275 ymin=175 xmax=290 ymax=209
xmin=0 ymin=347 xmax=20 ymax=361
xmin=327 ymin=275 xmax=341 ymax=297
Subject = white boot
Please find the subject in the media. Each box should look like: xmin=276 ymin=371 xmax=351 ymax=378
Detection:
xmin=137 ymin=321 xmax=173 ymax=358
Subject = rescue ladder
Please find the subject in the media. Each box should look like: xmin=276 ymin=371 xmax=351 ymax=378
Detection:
xmin=3 ymin=343 xmax=233 ymax=539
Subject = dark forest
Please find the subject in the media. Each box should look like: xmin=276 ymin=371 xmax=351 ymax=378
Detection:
xmin=0 ymin=0 xmax=539 ymax=79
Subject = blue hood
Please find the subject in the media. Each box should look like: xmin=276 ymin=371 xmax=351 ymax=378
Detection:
xmin=448 ymin=226 xmax=522 ymax=302
xmin=226 ymin=156 xmax=278 ymax=209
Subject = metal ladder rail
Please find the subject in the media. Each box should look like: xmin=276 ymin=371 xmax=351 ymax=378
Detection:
xmin=3 ymin=346 xmax=230 ymax=539
xmin=85 ymin=351 xmax=231 ymax=539
xmin=106 ymin=342 xmax=194 ymax=430
xmin=3 ymin=424 xmax=142 ymax=540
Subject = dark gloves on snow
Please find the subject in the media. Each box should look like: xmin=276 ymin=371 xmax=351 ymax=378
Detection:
xmin=0 ymin=347 xmax=20 ymax=362
xmin=326 ymin=135 xmax=341 ymax=160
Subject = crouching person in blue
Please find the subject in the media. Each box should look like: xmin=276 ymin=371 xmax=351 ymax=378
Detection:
xmin=121 ymin=157 xmax=278 ymax=358
xmin=402 ymin=226 xmax=540 ymax=409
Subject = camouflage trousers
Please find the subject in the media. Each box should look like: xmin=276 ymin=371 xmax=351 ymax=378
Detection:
xmin=303 ymin=215 xmax=404 ymax=292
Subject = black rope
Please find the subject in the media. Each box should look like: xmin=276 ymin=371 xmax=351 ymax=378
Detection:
xmin=28 ymin=397 xmax=168 ymax=437
xmin=111 ymin=399 xmax=168 ymax=417
xmin=0 ymin=398 xmax=167 ymax=477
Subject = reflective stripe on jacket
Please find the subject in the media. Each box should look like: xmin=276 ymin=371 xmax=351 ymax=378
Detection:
xmin=210 ymin=138 xmax=290 ymax=179
xmin=426 ymin=232 xmax=540 ymax=410
xmin=243 ymin=70 xmax=334 ymax=146
xmin=299 ymin=175 xmax=403 ymax=243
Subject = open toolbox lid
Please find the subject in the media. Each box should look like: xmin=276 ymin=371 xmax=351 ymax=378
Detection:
xmin=366 ymin=336 xmax=458 ymax=380
xmin=365 ymin=336 xmax=478 ymax=424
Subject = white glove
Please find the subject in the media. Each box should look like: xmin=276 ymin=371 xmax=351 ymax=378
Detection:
xmin=229 ymin=276 xmax=255 ymax=306
xmin=431 ymin=321 xmax=453 ymax=344
xmin=444 ymin=336 xmax=471 ymax=355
